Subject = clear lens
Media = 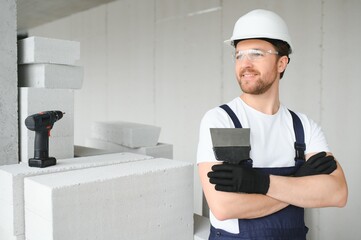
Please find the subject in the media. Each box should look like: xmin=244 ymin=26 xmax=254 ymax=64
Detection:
xmin=234 ymin=49 xmax=278 ymax=61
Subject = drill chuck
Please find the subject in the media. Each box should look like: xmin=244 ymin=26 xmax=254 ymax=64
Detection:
xmin=25 ymin=111 xmax=64 ymax=168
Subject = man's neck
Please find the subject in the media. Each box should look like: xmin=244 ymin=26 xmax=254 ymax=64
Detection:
xmin=240 ymin=91 xmax=280 ymax=115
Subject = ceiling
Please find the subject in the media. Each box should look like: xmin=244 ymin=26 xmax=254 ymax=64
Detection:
xmin=17 ymin=0 xmax=116 ymax=33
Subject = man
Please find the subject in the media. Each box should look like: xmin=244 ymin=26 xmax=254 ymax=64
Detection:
xmin=197 ymin=9 xmax=348 ymax=239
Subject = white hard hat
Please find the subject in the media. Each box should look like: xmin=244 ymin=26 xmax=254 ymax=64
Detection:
xmin=225 ymin=9 xmax=293 ymax=50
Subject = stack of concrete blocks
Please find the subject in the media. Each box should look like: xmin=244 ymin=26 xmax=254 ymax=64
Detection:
xmin=0 ymin=152 xmax=194 ymax=240
xmin=17 ymin=36 xmax=83 ymax=163
xmin=85 ymin=121 xmax=174 ymax=159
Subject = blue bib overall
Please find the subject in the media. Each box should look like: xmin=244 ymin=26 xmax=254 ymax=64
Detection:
xmin=209 ymin=104 xmax=308 ymax=240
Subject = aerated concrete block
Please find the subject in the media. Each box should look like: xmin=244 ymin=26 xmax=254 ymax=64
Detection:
xmin=18 ymin=64 xmax=83 ymax=89
xmin=0 ymin=153 xmax=152 ymax=239
xmin=193 ymin=214 xmax=210 ymax=240
xmin=19 ymin=87 xmax=74 ymax=162
xmin=24 ymin=158 xmax=193 ymax=240
xmin=91 ymin=121 xmax=161 ymax=148
xmin=85 ymin=138 xmax=173 ymax=158
xmin=74 ymin=145 xmax=116 ymax=157
xmin=18 ymin=36 xmax=80 ymax=65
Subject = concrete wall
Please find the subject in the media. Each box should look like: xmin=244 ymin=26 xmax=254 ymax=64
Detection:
xmin=28 ymin=0 xmax=361 ymax=239
xmin=0 ymin=0 xmax=18 ymax=165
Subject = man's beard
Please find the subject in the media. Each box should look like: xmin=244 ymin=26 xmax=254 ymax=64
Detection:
xmin=237 ymin=70 xmax=277 ymax=95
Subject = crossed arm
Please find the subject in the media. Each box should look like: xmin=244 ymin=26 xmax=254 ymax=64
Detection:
xmin=198 ymin=153 xmax=348 ymax=221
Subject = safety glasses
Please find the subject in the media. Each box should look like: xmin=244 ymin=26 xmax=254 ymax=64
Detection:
xmin=233 ymin=49 xmax=279 ymax=62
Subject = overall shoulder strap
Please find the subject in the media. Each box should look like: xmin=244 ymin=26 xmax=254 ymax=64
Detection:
xmin=289 ymin=110 xmax=306 ymax=160
xmin=219 ymin=104 xmax=243 ymax=128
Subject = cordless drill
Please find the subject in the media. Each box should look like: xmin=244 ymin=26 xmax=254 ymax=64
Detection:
xmin=25 ymin=111 xmax=64 ymax=168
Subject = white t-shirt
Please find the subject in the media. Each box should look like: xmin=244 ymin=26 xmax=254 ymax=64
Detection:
xmin=197 ymin=97 xmax=330 ymax=233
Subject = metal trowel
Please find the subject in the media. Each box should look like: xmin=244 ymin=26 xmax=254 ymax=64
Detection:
xmin=210 ymin=128 xmax=251 ymax=164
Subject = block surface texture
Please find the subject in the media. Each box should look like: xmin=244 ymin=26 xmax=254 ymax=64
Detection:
xmin=0 ymin=153 xmax=152 ymax=239
xmin=91 ymin=121 xmax=161 ymax=148
xmin=17 ymin=36 xmax=80 ymax=65
xmin=0 ymin=0 xmax=18 ymax=165
xmin=24 ymin=158 xmax=193 ymax=240
xmin=18 ymin=64 xmax=83 ymax=89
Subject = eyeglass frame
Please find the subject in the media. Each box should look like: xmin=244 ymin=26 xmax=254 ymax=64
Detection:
xmin=233 ymin=49 xmax=279 ymax=62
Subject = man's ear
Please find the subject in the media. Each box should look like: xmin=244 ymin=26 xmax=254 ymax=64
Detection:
xmin=278 ymin=56 xmax=289 ymax=73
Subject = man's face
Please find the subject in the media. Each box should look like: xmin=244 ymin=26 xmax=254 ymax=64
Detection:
xmin=235 ymin=39 xmax=282 ymax=95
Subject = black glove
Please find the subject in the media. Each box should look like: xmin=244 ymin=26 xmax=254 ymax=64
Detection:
xmin=294 ymin=151 xmax=337 ymax=177
xmin=207 ymin=163 xmax=270 ymax=194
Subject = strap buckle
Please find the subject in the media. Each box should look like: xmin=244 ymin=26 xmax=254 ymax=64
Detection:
xmin=294 ymin=142 xmax=306 ymax=160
